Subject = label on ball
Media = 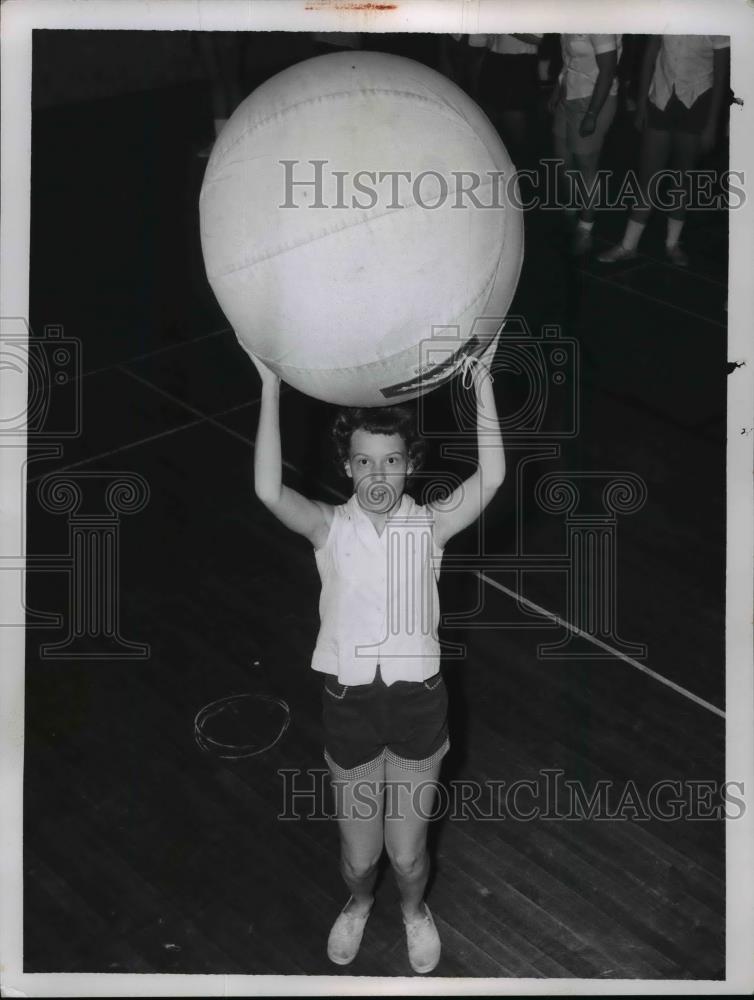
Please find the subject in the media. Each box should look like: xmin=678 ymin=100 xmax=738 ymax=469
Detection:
xmin=379 ymin=334 xmax=486 ymax=399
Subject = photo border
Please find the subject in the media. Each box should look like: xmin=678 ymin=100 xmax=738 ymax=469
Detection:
xmin=1 ymin=0 xmax=752 ymax=994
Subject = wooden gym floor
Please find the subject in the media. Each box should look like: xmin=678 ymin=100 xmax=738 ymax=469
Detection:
xmin=23 ymin=34 xmax=727 ymax=979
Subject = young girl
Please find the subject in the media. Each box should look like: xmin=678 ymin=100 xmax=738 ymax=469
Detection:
xmin=598 ymin=34 xmax=729 ymax=266
xmin=247 ymin=338 xmax=504 ymax=974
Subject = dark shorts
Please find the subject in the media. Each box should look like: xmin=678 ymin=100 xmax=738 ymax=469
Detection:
xmin=322 ymin=667 xmax=449 ymax=780
xmin=479 ymin=53 xmax=539 ymax=111
xmin=647 ymin=88 xmax=713 ymax=135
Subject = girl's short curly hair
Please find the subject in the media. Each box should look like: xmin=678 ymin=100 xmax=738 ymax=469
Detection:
xmin=331 ymin=405 xmax=426 ymax=477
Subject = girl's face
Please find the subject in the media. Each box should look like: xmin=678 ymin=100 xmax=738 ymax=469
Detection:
xmin=345 ymin=429 xmax=412 ymax=515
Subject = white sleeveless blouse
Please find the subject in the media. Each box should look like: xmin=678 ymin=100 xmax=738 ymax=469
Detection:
xmin=311 ymin=492 xmax=443 ymax=686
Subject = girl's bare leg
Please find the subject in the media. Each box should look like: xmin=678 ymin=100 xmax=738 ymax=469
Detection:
xmin=329 ymin=759 xmax=386 ymax=915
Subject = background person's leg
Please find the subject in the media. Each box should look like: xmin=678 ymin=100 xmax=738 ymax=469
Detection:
xmin=634 ymin=124 xmax=673 ymax=228
xmin=598 ymin=124 xmax=672 ymax=261
xmin=572 ymin=149 xmax=601 ymax=222
xmin=664 ymin=129 xmax=703 ymax=264
xmin=552 ymin=100 xmax=575 ymax=226
xmin=573 ymin=93 xmax=617 ymax=227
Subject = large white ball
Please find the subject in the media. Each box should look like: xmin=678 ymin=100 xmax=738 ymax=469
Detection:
xmin=200 ymin=51 xmax=523 ymax=406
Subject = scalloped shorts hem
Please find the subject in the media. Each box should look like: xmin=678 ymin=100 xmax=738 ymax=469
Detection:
xmin=324 ymin=736 xmax=450 ymax=782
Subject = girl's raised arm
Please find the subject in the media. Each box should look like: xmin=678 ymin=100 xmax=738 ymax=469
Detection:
xmin=431 ymin=335 xmax=506 ymax=548
xmin=246 ymin=348 xmax=333 ymax=549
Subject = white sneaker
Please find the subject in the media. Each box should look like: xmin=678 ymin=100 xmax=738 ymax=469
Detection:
xmin=327 ymin=897 xmax=372 ymax=965
xmin=403 ymin=903 xmax=441 ymax=974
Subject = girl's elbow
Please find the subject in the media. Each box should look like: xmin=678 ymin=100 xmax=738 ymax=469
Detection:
xmin=487 ymin=470 xmax=506 ymax=492
xmin=254 ymin=483 xmax=281 ymax=507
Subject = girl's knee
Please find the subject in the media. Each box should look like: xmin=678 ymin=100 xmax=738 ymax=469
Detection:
xmin=341 ymin=851 xmax=381 ymax=882
xmin=385 ymin=844 xmax=428 ymax=879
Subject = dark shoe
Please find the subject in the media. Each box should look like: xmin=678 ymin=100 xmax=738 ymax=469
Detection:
xmin=570 ymin=226 xmax=593 ymax=256
xmin=597 ymin=243 xmax=638 ymax=264
xmin=665 ymin=242 xmax=689 ymax=267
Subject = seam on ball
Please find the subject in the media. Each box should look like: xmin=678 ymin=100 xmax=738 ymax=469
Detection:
xmin=210 ymin=87 xmax=470 ymax=163
xmin=209 ymin=176 xmax=507 ymax=279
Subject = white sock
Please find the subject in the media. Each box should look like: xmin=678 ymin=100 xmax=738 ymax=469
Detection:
xmin=577 ymin=219 xmax=594 ymax=232
xmin=213 ymin=117 xmax=228 ymax=138
xmin=666 ymin=218 xmax=684 ymax=247
xmin=621 ymin=218 xmax=646 ymax=251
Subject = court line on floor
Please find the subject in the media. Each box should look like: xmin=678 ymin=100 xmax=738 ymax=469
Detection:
xmin=29 ymin=362 xmax=725 ymax=719
xmin=69 ymin=325 xmax=233 ymax=384
xmin=26 ymin=415 xmax=209 ymax=485
xmin=583 ymin=268 xmax=726 ymax=328
xmin=26 ymin=365 xmax=258 ymax=485
xmin=27 ymin=372 xmax=344 ymax=497
xmin=590 ymin=237 xmax=728 ymax=289
xmin=584 ymin=257 xmax=654 ymax=280
xmin=478 ymin=570 xmax=725 ymax=719
xmin=216 ymin=390 xmax=725 ymax=720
